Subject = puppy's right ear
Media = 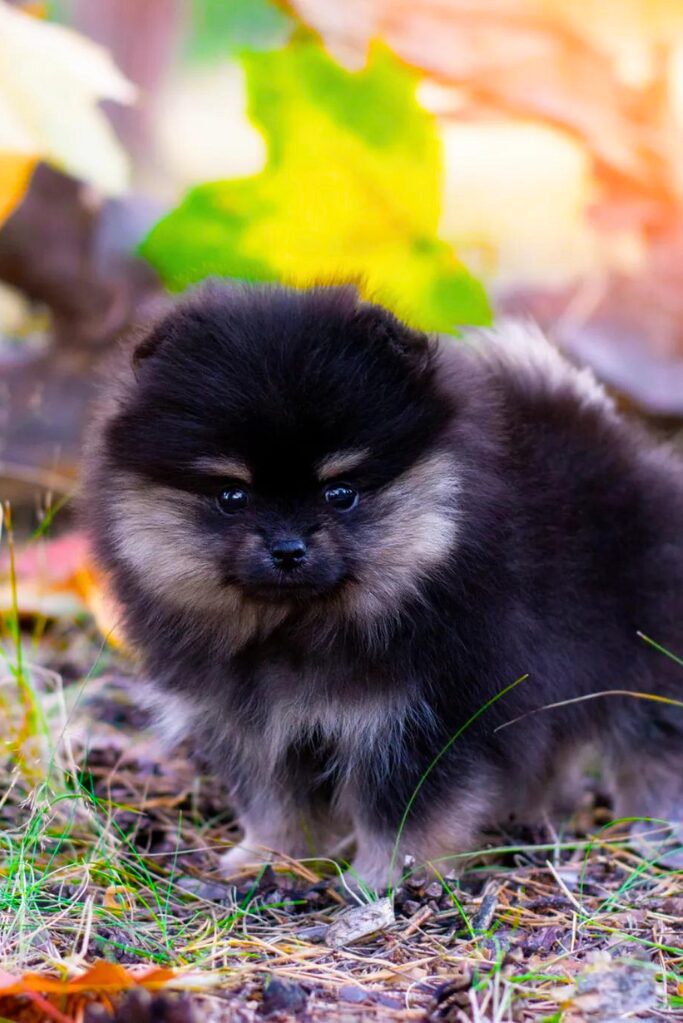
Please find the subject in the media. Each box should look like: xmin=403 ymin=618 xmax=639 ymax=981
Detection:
xmin=128 ymin=279 xmax=242 ymax=376
xmin=128 ymin=296 xmax=176 ymax=377
xmin=131 ymin=324 xmax=165 ymax=371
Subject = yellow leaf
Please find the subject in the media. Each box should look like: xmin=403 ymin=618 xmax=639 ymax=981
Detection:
xmin=103 ymin=885 xmax=133 ymax=912
xmin=0 ymin=151 xmax=35 ymax=226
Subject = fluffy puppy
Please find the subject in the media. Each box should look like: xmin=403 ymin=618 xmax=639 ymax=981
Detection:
xmin=82 ymin=282 xmax=683 ymax=888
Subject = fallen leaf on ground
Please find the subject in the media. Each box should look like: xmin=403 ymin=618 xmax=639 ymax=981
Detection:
xmin=0 ymin=960 xmax=176 ymax=997
xmin=0 ymin=962 xmax=178 ymax=1023
xmin=326 ymin=896 xmax=395 ymax=947
xmin=0 ymin=530 xmax=126 ymax=645
xmin=564 ymin=953 xmax=658 ymax=1021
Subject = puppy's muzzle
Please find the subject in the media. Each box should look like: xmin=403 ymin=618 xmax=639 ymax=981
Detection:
xmin=270 ymin=537 xmax=307 ymax=571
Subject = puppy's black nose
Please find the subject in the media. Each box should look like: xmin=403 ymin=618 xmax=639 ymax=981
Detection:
xmin=270 ymin=538 xmax=307 ymax=569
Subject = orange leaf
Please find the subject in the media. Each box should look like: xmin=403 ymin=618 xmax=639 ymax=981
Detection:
xmin=23 ymin=990 xmax=74 ymax=1023
xmin=73 ymin=558 xmax=127 ymax=649
xmin=0 ymin=531 xmax=127 ymax=647
xmin=287 ymin=0 xmax=680 ymax=202
xmin=102 ymin=884 xmax=132 ymax=911
xmin=0 ymin=960 xmax=176 ymax=997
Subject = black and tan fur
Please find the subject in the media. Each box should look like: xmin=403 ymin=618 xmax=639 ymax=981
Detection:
xmin=82 ymin=282 xmax=683 ymax=887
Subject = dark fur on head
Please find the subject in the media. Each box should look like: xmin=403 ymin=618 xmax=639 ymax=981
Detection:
xmin=82 ymin=282 xmax=683 ymax=887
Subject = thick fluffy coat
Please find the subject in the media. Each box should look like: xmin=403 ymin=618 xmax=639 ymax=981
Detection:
xmin=82 ymin=283 xmax=683 ymax=887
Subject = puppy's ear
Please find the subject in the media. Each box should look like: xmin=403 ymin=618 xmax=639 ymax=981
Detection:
xmin=129 ymin=279 xmax=243 ymax=374
xmin=354 ymin=301 xmax=432 ymax=372
xmin=131 ymin=323 xmax=166 ymax=371
xmin=127 ymin=296 xmax=176 ymax=376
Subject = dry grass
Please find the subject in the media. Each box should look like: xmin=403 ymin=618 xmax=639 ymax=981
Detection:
xmin=1 ymin=612 xmax=682 ymax=1020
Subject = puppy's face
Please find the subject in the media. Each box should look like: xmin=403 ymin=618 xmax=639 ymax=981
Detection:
xmin=186 ymin=448 xmax=370 ymax=603
xmin=101 ymin=285 xmax=459 ymax=629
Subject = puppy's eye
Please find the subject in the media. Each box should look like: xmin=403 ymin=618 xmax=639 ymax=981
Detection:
xmin=323 ymin=483 xmax=359 ymax=512
xmin=217 ymin=487 xmax=249 ymax=515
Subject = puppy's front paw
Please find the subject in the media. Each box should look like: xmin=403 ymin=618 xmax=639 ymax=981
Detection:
xmin=219 ymin=841 xmax=273 ymax=879
xmin=345 ymin=846 xmax=395 ymax=895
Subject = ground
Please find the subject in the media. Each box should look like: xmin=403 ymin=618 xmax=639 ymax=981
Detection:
xmin=0 ymin=621 xmax=682 ymax=1023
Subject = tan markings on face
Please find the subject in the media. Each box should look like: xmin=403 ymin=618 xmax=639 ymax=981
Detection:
xmin=192 ymin=456 xmax=252 ymax=483
xmin=317 ymin=448 xmax=369 ymax=481
xmin=109 ymin=473 xmax=287 ymax=649
xmin=340 ymin=451 xmax=460 ymax=627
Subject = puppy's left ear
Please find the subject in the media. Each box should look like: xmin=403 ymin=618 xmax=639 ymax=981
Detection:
xmin=354 ymin=302 xmax=432 ymax=371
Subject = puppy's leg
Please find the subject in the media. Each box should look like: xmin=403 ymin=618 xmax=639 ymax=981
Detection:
xmin=349 ymin=817 xmax=483 ymax=892
xmin=218 ymin=754 xmax=344 ymax=877
xmin=217 ymin=749 xmax=324 ymax=877
xmin=345 ymin=826 xmax=396 ymax=892
xmin=610 ymin=750 xmax=683 ymax=867
xmin=344 ymin=769 xmax=498 ymax=892
xmin=544 ymin=744 xmax=592 ymax=825
xmin=219 ymin=790 xmax=313 ymax=876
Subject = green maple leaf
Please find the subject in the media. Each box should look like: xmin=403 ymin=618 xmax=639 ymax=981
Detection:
xmin=141 ymin=36 xmax=491 ymax=333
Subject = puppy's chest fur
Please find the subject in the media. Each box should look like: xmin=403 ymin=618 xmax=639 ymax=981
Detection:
xmin=149 ymin=635 xmax=422 ymax=782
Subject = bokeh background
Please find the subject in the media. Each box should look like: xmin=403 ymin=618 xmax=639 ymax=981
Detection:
xmin=3 ymin=6 xmax=683 ymax=1012
xmin=3 ymin=0 xmax=683 ymax=524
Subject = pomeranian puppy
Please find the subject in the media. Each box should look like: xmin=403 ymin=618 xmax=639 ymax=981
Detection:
xmin=82 ymin=282 xmax=683 ymax=887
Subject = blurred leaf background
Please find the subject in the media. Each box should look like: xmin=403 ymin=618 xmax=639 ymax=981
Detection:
xmin=3 ymin=0 xmax=683 ymax=508
xmin=141 ymin=39 xmax=490 ymax=330
xmin=3 ymin=5 xmax=683 ymax=1014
